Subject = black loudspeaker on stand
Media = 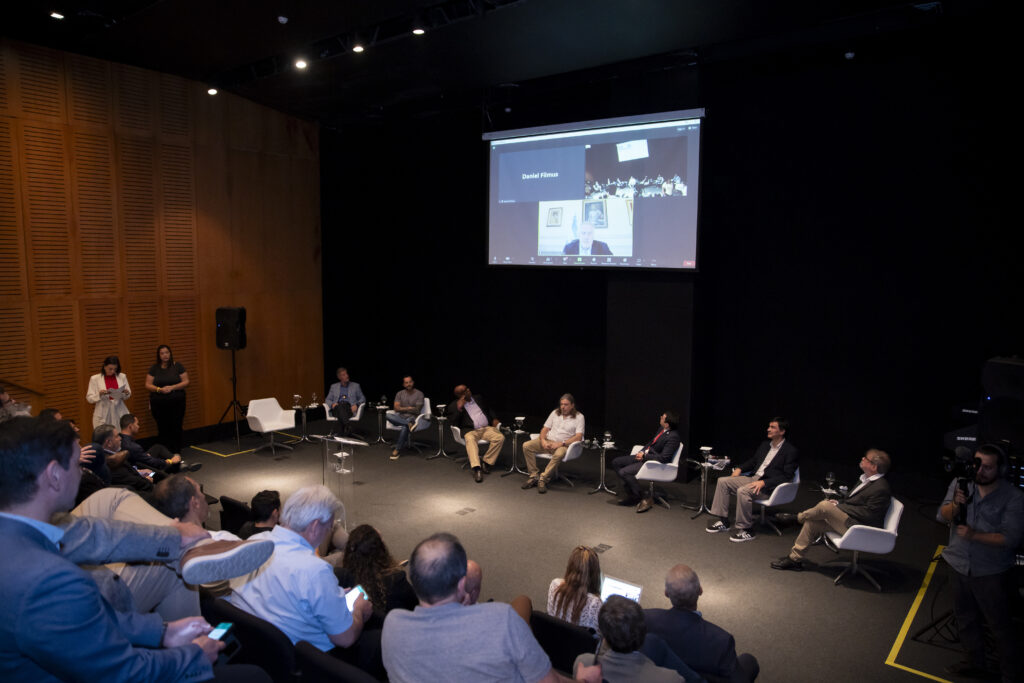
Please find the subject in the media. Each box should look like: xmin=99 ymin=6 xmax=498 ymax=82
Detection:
xmin=216 ymin=307 xmax=246 ymax=447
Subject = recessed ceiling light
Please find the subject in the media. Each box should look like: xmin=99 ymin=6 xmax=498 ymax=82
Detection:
xmin=352 ymin=44 xmax=364 ymax=53
xmin=295 ymin=59 xmax=308 ymax=69
xmin=50 ymin=11 xmax=64 ymax=19
xmin=412 ymin=28 xmax=425 ymax=36
xmin=207 ymin=88 xmax=218 ymax=96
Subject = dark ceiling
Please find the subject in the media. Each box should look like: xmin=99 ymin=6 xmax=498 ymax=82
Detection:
xmin=3 ymin=0 xmax=987 ymax=127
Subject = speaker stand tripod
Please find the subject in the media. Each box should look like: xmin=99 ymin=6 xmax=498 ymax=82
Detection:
xmin=217 ymin=349 xmax=244 ymax=448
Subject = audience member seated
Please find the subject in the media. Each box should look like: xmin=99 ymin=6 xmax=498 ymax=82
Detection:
xmin=386 ymin=375 xmax=424 ymax=460
xmin=381 ymin=532 xmax=601 ymax=682
xmin=71 ymin=474 xmax=273 ymax=619
xmin=119 ymin=413 xmax=200 ymax=478
xmin=771 ymin=449 xmax=892 ymax=572
xmin=326 ymin=367 xmax=365 ymax=436
xmin=336 ymin=524 xmax=418 ymax=626
xmin=0 ymin=384 xmax=32 ymax=423
xmin=462 ymin=559 xmax=483 ymax=605
xmin=237 ymin=490 xmax=280 ymax=539
xmin=548 ymin=545 xmax=602 ymax=631
xmin=705 ymin=417 xmax=798 ymax=542
xmin=0 ymin=416 xmax=272 ymax=682
xmin=90 ymin=423 xmax=153 ymax=492
xmin=574 ymin=596 xmax=684 ymax=682
xmin=228 ymin=486 xmax=379 ymax=676
xmin=645 ymin=564 xmax=759 ymax=682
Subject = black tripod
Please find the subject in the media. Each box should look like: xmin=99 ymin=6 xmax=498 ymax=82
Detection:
xmin=217 ymin=349 xmax=243 ymax=448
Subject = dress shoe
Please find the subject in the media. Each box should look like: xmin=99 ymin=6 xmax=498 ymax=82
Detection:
xmin=183 ymin=462 xmax=202 ymax=473
xmin=538 ymin=480 xmax=548 ymax=494
xmin=390 ymin=449 xmax=400 ymax=461
xmin=473 ymin=468 xmax=483 ymax=483
xmin=181 ymin=539 xmax=274 ymax=585
xmin=770 ymin=556 xmax=804 ymax=571
xmin=636 ymin=498 xmax=653 ymax=513
xmin=481 ymin=462 xmax=491 ymax=474
xmin=521 ymin=478 xmax=538 ymax=490
xmin=773 ymin=512 xmax=799 ymax=524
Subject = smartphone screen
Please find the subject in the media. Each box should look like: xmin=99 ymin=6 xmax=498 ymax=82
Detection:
xmin=345 ymin=585 xmax=367 ymax=611
xmin=209 ymin=622 xmax=232 ymax=640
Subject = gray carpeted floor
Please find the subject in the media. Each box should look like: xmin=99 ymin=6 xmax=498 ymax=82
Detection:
xmin=182 ymin=418 xmax=1016 ymax=683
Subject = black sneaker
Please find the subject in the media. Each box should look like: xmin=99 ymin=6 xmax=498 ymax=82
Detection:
xmin=705 ymin=519 xmax=728 ymax=533
xmin=730 ymin=529 xmax=756 ymax=542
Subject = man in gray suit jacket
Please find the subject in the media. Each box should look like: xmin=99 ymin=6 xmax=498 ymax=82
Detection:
xmin=0 ymin=416 xmax=271 ymax=682
xmin=771 ymin=449 xmax=892 ymax=571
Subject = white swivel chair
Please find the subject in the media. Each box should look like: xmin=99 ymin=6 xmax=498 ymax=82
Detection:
xmin=634 ymin=443 xmax=685 ymax=509
xmin=753 ymin=469 xmax=801 ymax=535
xmin=386 ymin=398 xmax=432 ymax=453
xmin=451 ymin=423 xmax=501 ymax=469
xmin=527 ymin=433 xmax=586 ymax=487
xmin=322 ymin=401 xmax=365 ymax=436
xmin=825 ymin=497 xmax=904 ymax=591
xmin=247 ymin=398 xmax=296 ymax=455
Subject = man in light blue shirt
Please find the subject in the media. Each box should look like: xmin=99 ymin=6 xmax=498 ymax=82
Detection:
xmin=326 ymin=367 xmax=365 ymax=436
xmin=229 ymin=485 xmax=376 ymax=668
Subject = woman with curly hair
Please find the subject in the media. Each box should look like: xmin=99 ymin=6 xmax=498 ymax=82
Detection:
xmin=547 ymin=545 xmax=603 ymax=631
xmin=338 ymin=525 xmax=417 ymax=621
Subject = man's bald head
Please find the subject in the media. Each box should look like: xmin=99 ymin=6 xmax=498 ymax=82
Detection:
xmin=665 ymin=564 xmax=702 ymax=611
xmin=409 ymin=532 xmax=467 ymax=605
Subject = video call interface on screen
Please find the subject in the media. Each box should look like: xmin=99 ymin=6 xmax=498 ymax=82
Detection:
xmin=484 ymin=110 xmax=703 ymax=270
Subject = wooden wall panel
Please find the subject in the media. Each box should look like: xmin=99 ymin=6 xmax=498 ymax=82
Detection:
xmin=21 ymin=123 xmax=71 ymax=296
xmin=14 ymin=44 xmax=65 ymax=122
xmin=2 ymin=39 xmax=321 ymax=439
xmin=118 ymin=136 xmax=158 ymax=296
xmin=160 ymin=143 xmax=196 ymax=293
xmin=67 ymin=55 xmax=111 ymax=128
xmin=33 ymin=302 xmax=83 ymax=426
xmin=115 ymin=64 xmax=154 ymax=134
xmin=0 ymin=118 xmax=25 ymax=297
xmin=71 ymin=130 xmax=118 ymax=295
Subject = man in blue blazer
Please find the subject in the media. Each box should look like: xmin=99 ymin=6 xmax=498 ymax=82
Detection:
xmin=645 ymin=564 xmax=760 ymax=682
xmin=0 ymin=416 xmax=269 ymax=682
xmin=611 ymin=411 xmax=682 ymax=513
xmin=706 ymin=417 xmax=799 ymax=542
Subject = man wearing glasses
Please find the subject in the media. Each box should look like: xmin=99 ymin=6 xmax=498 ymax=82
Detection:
xmin=770 ymin=449 xmax=892 ymax=571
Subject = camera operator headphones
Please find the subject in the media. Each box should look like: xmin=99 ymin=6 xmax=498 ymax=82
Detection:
xmin=977 ymin=442 xmax=1009 ymax=477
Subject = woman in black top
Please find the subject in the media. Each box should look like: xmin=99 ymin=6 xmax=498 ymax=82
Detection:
xmin=145 ymin=344 xmax=189 ymax=453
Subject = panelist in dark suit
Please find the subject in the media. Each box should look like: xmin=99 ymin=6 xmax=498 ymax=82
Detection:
xmin=645 ymin=564 xmax=760 ymax=682
xmin=706 ymin=417 xmax=799 ymax=542
xmin=446 ymin=384 xmax=505 ymax=483
xmin=612 ymin=411 xmax=682 ymax=513
xmin=771 ymin=449 xmax=892 ymax=571
xmin=562 ymin=222 xmax=612 ymax=256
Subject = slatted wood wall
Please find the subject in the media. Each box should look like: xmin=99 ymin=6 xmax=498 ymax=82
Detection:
xmin=0 ymin=40 xmax=323 ymax=440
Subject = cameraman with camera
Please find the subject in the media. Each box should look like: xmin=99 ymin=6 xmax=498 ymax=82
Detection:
xmin=937 ymin=444 xmax=1023 ymax=681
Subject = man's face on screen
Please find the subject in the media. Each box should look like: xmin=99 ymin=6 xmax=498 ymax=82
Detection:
xmin=579 ymin=224 xmax=595 ymax=247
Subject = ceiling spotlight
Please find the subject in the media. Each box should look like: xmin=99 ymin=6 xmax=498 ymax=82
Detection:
xmin=50 ymin=11 xmax=64 ymax=19
xmin=207 ymin=88 xmax=218 ymax=96
xmin=412 ymin=27 xmax=425 ymax=36
xmin=352 ymin=44 xmax=364 ymax=53
xmin=295 ymin=59 xmax=308 ymax=69
xmin=277 ymin=15 xmax=288 ymax=24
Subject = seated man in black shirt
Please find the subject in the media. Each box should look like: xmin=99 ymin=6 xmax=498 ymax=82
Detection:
xmin=119 ymin=414 xmax=201 ymax=479
xmin=238 ymin=490 xmax=280 ymax=539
